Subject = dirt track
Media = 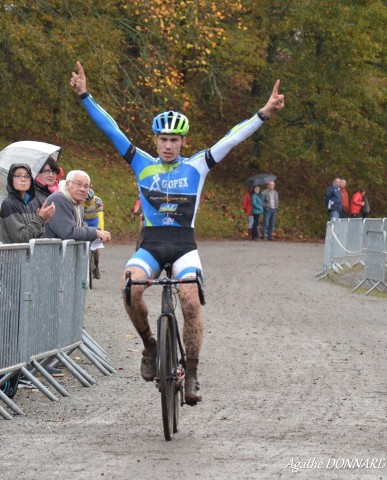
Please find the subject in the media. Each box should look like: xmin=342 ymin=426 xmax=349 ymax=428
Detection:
xmin=1 ymin=241 xmax=387 ymax=480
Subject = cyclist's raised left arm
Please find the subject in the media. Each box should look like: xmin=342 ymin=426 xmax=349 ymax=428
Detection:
xmin=210 ymin=79 xmax=284 ymax=163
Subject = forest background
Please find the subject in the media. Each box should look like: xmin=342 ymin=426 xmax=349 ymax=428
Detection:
xmin=0 ymin=0 xmax=385 ymax=240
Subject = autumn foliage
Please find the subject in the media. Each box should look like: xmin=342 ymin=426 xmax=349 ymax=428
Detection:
xmin=0 ymin=0 xmax=385 ymax=237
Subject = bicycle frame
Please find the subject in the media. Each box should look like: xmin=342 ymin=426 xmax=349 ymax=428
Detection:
xmin=124 ymin=265 xmax=205 ymax=440
xmin=158 ymin=267 xmax=186 ymax=379
xmin=125 ymin=265 xmax=205 ymax=384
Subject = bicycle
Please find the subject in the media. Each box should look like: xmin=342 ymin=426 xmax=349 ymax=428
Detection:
xmin=124 ymin=264 xmax=205 ymax=441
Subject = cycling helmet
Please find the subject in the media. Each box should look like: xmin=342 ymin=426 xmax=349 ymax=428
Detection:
xmin=86 ymin=188 xmax=94 ymax=201
xmin=152 ymin=110 xmax=189 ymax=135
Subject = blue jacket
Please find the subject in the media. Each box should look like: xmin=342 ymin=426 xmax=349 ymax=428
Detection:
xmin=251 ymin=192 xmax=263 ymax=214
xmin=325 ymin=184 xmax=342 ymax=212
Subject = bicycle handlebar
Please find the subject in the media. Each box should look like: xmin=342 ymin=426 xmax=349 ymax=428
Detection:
xmin=124 ymin=269 xmax=206 ymax=307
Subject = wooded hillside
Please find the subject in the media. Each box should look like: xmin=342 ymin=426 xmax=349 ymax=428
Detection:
xmin=0 ymin=1 xmax=385 ymax=238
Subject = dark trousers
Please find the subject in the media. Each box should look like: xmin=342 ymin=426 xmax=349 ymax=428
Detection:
xmin=252 ymin=214 xmax=260 ymax=240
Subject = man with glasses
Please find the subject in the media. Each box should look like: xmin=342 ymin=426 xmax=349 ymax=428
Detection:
xmin=44 ymin=170 xmax=111 ymax=243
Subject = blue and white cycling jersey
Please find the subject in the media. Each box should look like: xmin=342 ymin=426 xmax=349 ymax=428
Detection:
xmin=81 ymin=93 xmax=264 ymax=228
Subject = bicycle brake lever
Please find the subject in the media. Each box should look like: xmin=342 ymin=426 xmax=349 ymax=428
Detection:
xmin=124 ymin=271 xmax=132 ymax=307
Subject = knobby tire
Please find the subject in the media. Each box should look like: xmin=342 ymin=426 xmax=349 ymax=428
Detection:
xmin=158 ymin=316 xmax=177 ymax=441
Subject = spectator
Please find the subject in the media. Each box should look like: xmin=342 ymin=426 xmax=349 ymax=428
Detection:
xmin=251 ymin=185 xmax=263 ymax=241
xmin=0 ymin=163 xmax=55 ymax=243
xmin=44 ymin=170 xmax=111 ymax=243
xmin=83 ymin=188 xmax=104 ymax=279
xmin=340 ymin=178 xmax=349 ymax=218
xmin=325 ymin=177 xmax=342 ymax=220
xmin=242 ymin=187 xmax=253 ymax=238
xmin=261 ymin=181 xmax=279 ymax=240
xmin=0 ymin=163 xmax=59 ymax=383
xmin=349 ymin=188 xmax=365 ymax=218
xmin=361 ymin=191 xmax=370 ymax=218
xmin=34 ymin=155 xmax=64 ymax=206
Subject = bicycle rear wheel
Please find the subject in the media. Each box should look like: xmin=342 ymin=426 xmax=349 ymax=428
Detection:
xmin=158 ymin=315 xmax=177 ymax=441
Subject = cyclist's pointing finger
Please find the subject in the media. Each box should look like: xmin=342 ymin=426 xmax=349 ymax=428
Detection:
xmin=272 ymin=79 xmax=281 ymax=97
xmin=76 ymin=60 xmax=85 ymax=80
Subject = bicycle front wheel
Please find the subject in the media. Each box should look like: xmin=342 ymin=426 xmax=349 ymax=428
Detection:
xmin=158 ymin=315 xmax=177 ymax=441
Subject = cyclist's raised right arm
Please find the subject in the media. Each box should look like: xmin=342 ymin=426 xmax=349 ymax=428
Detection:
xmin=70 ymin=60 xmax=131 ymax=157
xmin=81 ymin=94 xmax=131 ymax=156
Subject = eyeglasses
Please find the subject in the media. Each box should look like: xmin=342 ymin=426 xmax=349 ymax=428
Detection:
xmin=41 ymin=169 xmax=57 ymax=175
xmin=13 ymin=174 xmax=31 ymax=180
xmin=68 ymin=180 xmax=90 ymax=190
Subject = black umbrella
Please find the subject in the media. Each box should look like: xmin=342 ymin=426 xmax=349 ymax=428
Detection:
xmin=245 ymin=173 xmax=277 ymax=187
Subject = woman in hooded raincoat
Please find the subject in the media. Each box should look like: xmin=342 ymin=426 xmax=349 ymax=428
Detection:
xmin=0 ymin=162 xmax=55 ymax=243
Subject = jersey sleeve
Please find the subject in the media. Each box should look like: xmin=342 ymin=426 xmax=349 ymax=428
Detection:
xmin=209 ymin=114 xmax=264 ymax=164
xmin=81 ymin=93 xmax=131 ymax=157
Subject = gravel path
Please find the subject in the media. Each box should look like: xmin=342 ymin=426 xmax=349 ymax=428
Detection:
xmin=1 ymin=241 xmax=386 ymax=480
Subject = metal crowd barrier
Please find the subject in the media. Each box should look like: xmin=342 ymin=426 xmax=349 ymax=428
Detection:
xmin=0 ymin=239 xmax=115 ymax=419
xmin=0 ymin=243 xmax=29 ymax=374
xmin=353 ymin=230 xmax=387 ymax=295
xmin=316 ymin=218 xmax=387 ymax=294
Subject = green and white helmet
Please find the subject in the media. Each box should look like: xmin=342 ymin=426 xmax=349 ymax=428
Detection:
xmin=152 ymin=110 xmax=189 ymax=135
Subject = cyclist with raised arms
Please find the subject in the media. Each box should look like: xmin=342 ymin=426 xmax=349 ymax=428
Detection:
xmin=70 ymin=61 xmax=284 ymax=405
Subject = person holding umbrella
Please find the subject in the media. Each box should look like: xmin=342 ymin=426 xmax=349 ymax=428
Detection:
xmin=251 ymin=184 xmax=263 ymax=240
xmin=34 ymin=155 xmax=64 ymax=207
xmin=261 ymin=180 xmax=279 ymax=240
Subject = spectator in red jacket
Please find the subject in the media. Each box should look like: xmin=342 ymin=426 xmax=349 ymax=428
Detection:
xmin=242 ymin=187 xmax=253 ymax=238
xmin=349 ymin=188 xmax=365 ymax=217
xmin=340 ymin=179 xmax=349 ymax=218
